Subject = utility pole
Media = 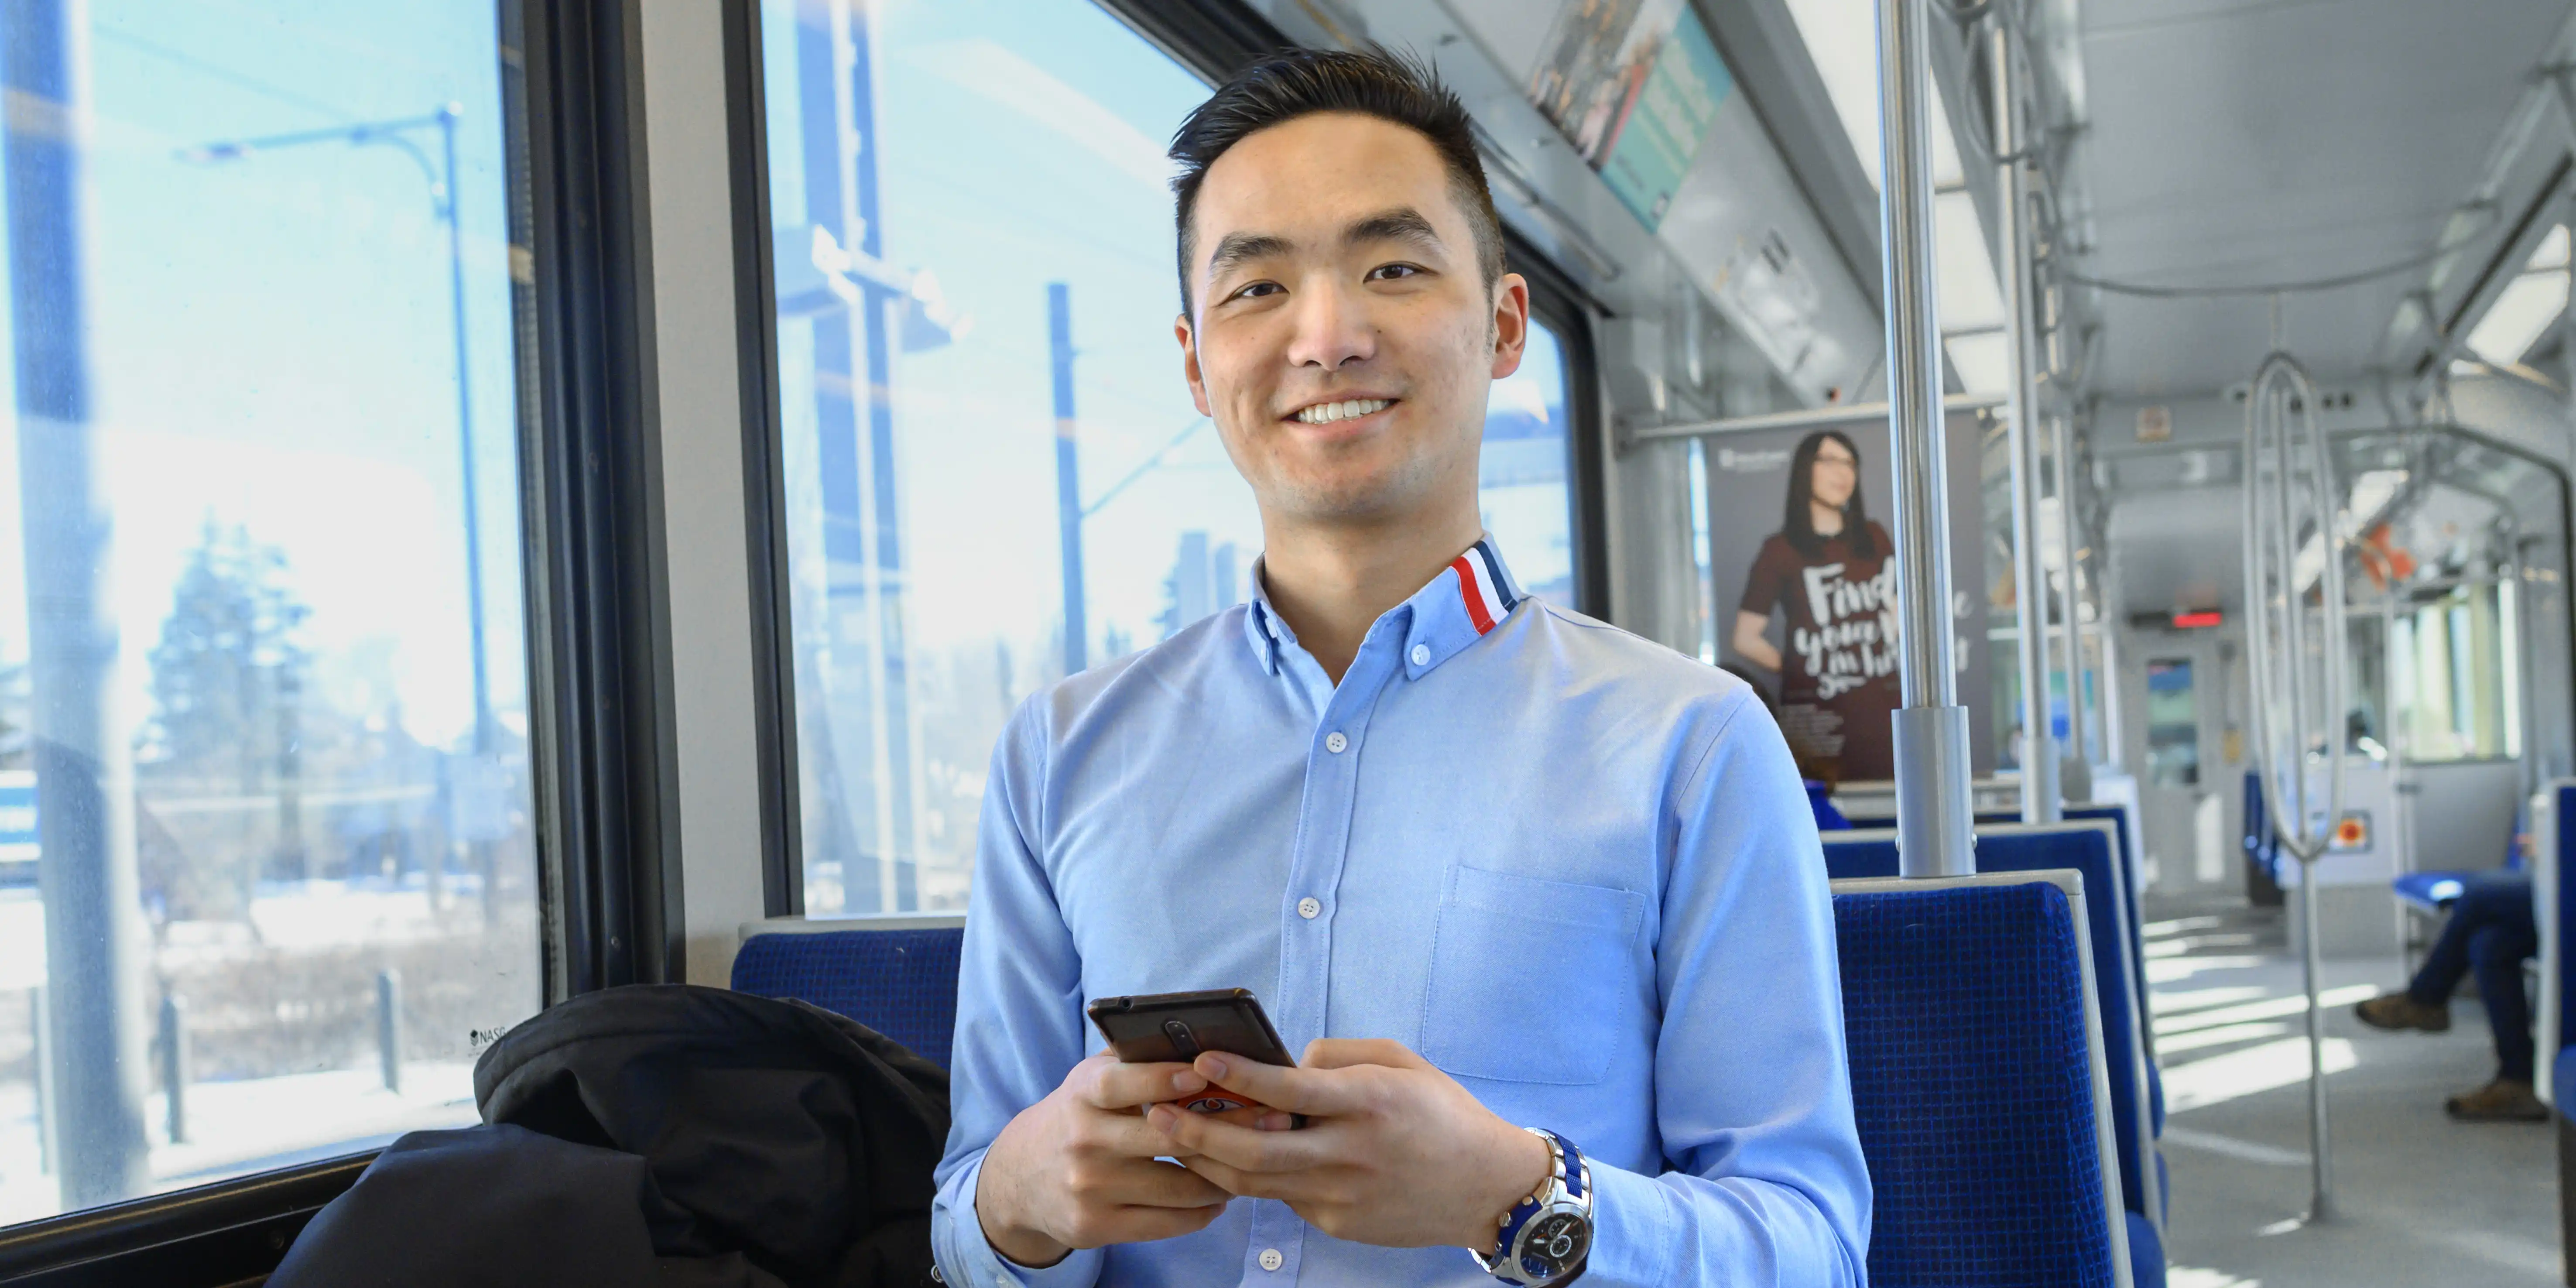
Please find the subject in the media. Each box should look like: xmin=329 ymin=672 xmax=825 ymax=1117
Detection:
xmin=4 ymin=0 xmax=151 ymax=1206
xmin=1049 ymin=282 xmax=1086 ymax=676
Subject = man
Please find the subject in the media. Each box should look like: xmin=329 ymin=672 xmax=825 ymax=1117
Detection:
xmin=931 ymin=47 xmax=1869 ymax=1288
xmin=2356 ymin=853 xmax=2544 ymax=1122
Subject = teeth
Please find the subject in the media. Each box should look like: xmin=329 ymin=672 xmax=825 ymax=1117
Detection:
xmin=1296 ymin=398 xmax=1391 ymax=425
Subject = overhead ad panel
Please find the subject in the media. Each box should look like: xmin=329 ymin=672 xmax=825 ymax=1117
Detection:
xmin=1526 ymin=0 xmax=1733 ymax=231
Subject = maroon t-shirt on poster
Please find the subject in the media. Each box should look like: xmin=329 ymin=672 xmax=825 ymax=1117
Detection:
xmin=1738 ymin=523 xmax=1902 ymax=781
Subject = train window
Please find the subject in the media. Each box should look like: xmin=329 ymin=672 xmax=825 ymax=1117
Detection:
xmin=2144 ymin=659 xmax=2200 ymax=788
xmin=2388 ymin=582 xmax=2521 ymax=762
xmin=0 ymin=4 xmax=538 ymax=1227
xmin=1481 ymin=319 xmax=1576 ymax=604
xmin=757 ymin=0 xmax=1593 ymax=915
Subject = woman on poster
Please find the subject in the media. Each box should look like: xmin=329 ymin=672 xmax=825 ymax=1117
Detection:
xmin=1730 ymin=429 xmax=1903 ymax=782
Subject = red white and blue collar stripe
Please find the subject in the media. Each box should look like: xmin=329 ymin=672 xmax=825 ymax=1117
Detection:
xmin=1450 ymin=538 xmax=1522 ymax=636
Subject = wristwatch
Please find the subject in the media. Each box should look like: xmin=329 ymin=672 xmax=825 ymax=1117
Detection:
xmin=1471 ymin=1128 xmax=1592 ymax=1286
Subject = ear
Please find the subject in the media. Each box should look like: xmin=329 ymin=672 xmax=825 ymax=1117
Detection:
xmin=1487 ymin=272 xmax=1532 ymax=379
xmin=1175 ymin=313 xmax=1212 ymax=417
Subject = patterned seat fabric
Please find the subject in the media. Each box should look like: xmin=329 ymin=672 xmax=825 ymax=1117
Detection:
xmin=731 ymin=928 xmax=966 ymax=1070
xmin=1825 ymin=827 xmax=2156 ymax=1239
xmin=1836 ymin=882 xmax=2117 ymax=1288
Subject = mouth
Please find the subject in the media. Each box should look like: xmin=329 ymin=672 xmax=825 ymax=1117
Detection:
xmin=1286 ymin=397 xmax=1397 ymax=426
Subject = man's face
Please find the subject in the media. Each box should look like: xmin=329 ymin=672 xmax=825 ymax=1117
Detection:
xmin=1176 ymin=112 xmax=1528 ymax=528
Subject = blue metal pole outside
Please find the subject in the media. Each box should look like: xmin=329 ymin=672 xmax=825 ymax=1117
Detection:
xmin=3 ymin=0 xmax=151 ymax=1206
xmin=1049 ymin=282 xmax=1086 ymax=676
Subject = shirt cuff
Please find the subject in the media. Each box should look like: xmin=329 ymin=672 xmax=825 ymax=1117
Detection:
xmin=935 ymin=1153 xmax=1106 ymax=1288
xmin=1573 ymin=1158 xmax=1679 ymax=1288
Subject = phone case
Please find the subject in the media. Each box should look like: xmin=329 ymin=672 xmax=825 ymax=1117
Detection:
xmin=1088 ymin=989 xmax=1294 ymax=1114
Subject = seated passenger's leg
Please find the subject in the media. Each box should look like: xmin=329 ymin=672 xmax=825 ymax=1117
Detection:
xmin=2444 ymin=917 xmax=2547 ymax=1122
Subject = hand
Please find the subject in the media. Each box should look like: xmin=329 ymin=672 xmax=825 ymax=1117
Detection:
xmin=975 ymin=1053 xmax=1238 ymax=1267
xmin=1147 ymin=1039 xmax=1554 ymax=1251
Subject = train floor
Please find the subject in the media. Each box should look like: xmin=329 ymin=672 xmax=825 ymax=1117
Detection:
xmin=2144 ymin=892 xmax=2561 ymax=1287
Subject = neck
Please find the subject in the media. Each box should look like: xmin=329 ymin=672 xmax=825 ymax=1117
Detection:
xmin=1259 ymin=505 xmax=1484 ymax=684
xmin=1809 ymin=500 xmax=1845 ymax=537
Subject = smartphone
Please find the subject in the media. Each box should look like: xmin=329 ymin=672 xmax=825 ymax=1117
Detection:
xmin=1088 ymin=988 xmax=1295 ymax=1115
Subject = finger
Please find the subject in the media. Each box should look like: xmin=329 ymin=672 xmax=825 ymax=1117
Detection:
xmin=1084 ymin=1058 xmax=1211 ymax=1110
xmin=1299 ymin=1038 xmax=1431 ymax=1072
xmin=1095 ymin=1157 xmax=1233 ymax=1209
xmin=1149 ymin=1102 xmax=1335 ymax=1174
xmin=1174 ymin=1154 xmax=1324 ymax=1204
xmin=1092 ymin=1200 xmax=1229 ymax=1247
xmin=1189 ymin=1053 xmax=1367 ymax=1117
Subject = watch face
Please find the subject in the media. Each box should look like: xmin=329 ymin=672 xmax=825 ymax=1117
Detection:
xmin=1521 ymin=1211 xmax=1591 ymax=1277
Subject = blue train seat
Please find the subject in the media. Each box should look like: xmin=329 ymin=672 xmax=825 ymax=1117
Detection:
xmin=1822 ymin=819 xmax=2165 ymax=1260
xmin=1833 ymin=873 xmax=2135 ymax=1288
xmin=2539 ymin=783 xmax=2576 ymax=1108
xmin=731 ymin=915 xmax=968 ymax=1069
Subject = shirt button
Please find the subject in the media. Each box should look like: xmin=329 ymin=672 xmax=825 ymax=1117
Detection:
xmin=1410 ymin=644 xmax=1431 ymax=666
xmin=1259 ymin=1248 xmax=1285 ymax=1272
xmin=1324 ymin=731 xmax=1349 ymax=754
xmin=1297 ymin=896 xmax=1322 ymax=919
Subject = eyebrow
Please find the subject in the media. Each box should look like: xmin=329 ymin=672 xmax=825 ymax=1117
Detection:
xmin=1204 ymin=231 xmax=1292 ymax=281
xmin=1202 ymin=207 xmax=1450 ymax=285
xmin=1344 ymin=207 xmax=1444 ymax=253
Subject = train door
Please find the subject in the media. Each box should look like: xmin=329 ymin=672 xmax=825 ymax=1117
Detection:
xmin=2127 ymin=629 xmax=2240 ymax=893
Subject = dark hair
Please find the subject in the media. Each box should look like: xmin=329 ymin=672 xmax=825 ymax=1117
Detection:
xmin=1784 ymin=430 xmax=1877 ymax=559
xmin=1167 ymin=46 xmax=1505 ymax=316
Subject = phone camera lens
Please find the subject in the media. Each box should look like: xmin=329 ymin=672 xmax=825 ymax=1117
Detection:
xmin=1161 ymin=1020 xmax=1200 ymax=1058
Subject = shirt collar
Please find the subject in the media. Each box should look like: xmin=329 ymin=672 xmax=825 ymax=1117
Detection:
xmin=1243 ymin=536 xmax=1527 ymax=678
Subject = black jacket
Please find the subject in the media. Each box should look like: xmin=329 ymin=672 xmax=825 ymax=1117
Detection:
xmin=269 ymin=985 xmax=949 ymax=1288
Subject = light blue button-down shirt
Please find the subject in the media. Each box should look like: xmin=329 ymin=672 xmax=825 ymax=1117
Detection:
xmin=932 ymin=539 xmax=1870 ymax=1288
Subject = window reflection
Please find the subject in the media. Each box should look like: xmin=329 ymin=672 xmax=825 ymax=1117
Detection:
xmin=0 ymin=2 xmax=539 ymax=1224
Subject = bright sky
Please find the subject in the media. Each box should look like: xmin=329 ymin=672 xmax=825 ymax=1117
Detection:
xmin=0 ymin=0 xmax=522 ymax=747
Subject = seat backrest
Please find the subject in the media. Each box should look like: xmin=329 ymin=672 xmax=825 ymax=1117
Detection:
xmin=731 ymin=915 xmax=967 ymax=1069
xmin=2538 ymin=782 xmax=2576 ymax=1104
xmin=1833 ymin=873 xmax=2131 ymax=1288
xmin=2066 ymin=803 xmax=2152 ymax=1064
xmin=1822 ymin=820 xmax=2157 ymax=1230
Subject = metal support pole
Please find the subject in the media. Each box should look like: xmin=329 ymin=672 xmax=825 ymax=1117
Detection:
xmin=2053 ymin=410 xmax=2094 ymax=801
xmin=376 ymin=968 xmax=403 ymax=1095
xmin=1995 ymin=20 xmax=2057 ymax=826
xmin=1877 ymin=0 xmax=1975 ymax=877
xmin=1048 ymin=283 xmax=1087 ymax=676
xmin=157 ymin=993 xmax=187 ymax=1145
xmin=5 ymin=0 xmax=151 ymax=1208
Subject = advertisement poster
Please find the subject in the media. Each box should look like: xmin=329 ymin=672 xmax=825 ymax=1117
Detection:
xmin=1707 ymin=416 xmax=1995 ymax=784
xmin=1526 ymin=0 xmax=1733 ymax=230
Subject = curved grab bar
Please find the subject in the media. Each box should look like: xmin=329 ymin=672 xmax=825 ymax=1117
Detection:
xmin=2238 ymin=349 xmax=2348 ymax=1225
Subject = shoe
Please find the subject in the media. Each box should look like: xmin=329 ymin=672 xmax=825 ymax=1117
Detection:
xmin=2354 ymin=993 xmax=2451 ymax=1033
xmin=2445 ymin=1079 xmax=2550 ymax=1123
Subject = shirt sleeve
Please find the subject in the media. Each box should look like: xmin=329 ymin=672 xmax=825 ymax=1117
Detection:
xmin=1575 ymin=686 xmax=1873 ymax=1287
xmin=932 ymin=700 xmax=1107 ymax=1288
xmin=1737 ymin=537 xmax=1786 ymax=616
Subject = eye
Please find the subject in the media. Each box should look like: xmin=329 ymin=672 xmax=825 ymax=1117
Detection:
xmin=1366 ymin=263 xmax=1424 ymax=282
xmin=1228 ymin=281 xmax=1285 ymax=302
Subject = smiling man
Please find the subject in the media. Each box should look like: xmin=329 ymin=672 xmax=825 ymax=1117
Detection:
xmin=931 ymin=47 xmax=1869 ymax=1288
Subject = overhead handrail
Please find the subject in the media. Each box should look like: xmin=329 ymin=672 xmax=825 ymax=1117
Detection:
xmin=2239 ymin=349 xmax=2349 ymax=1224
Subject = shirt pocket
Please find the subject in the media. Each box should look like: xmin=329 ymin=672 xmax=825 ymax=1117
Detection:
xmin=1418 ymin=863 xmax=1648 ymax=1086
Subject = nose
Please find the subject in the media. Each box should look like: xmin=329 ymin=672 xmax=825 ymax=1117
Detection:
xmin=1281 ymin=276 xmax=1375 ymax=372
